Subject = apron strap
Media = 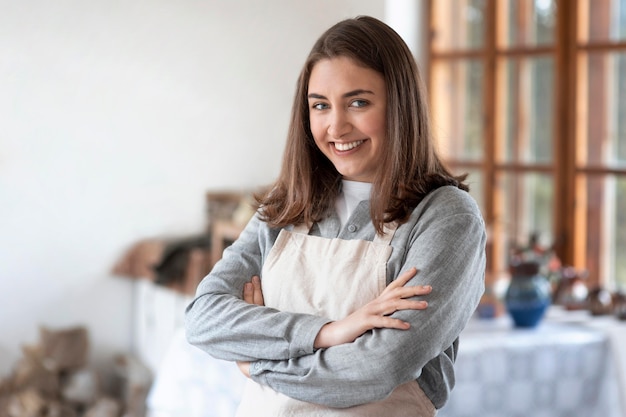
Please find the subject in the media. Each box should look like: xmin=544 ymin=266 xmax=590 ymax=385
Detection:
xmin=293 ymin=221 xmax=398 ymax=244
xmin=292 ymin=223 xmax=311 ymax=234
xmin=373 ymin=221 xmax=398 ymax=245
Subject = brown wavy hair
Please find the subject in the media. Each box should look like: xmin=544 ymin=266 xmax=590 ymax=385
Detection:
xmin=256 ymin=15 xmax=468 ymax=234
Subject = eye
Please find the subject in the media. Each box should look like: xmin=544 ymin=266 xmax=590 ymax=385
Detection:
xmin=350 ymin=99 xmax=369 ymax=108
xmin=311 ymin=102 xmax=329 ymax=110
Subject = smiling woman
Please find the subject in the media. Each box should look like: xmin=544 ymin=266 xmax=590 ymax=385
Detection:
xmin=307 ymin=57 xmax=387 ymax=183
xmin=185 ymin=15 xmax=486 ymax=417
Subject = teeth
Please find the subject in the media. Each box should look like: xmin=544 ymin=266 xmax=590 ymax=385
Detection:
xmin=334 ymin=140 xmax=364 ymax=151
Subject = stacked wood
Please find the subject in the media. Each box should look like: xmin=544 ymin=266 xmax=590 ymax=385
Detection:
xmin=0 ymin=326 xmax=152 ymax=417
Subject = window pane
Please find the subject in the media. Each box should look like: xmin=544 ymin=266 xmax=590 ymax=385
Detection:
xmin=431 ymin=59 xmax=484 ymax=161
xmin=577 ymin=52 xmax=626 ymax=167
xmin=499 ymin=0 xmax=557 ymax=47
xmin=496 ymin=172 xmax=554 ymax=264
xmin=578 ymin=175 xmax=626 ymax=290
xmin=465 ymin=168 xmax=485 ymax=210
xmin=617 ymin=176 xmax=626 ymax=290
xmin=432 ymin=0 xmax=486 ymax=51
xmin=498 ymin=56 xmax=554 ymax=163
xmin=578 ymin=0 xmax=626 ymax=43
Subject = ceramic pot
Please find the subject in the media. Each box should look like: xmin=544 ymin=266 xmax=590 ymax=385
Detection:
xmin=614 ymin=292 xmax=626 ymax=320
xmin=553 ymin=266 xmax=589 ymax=310
xmin=588 ymin=286 xmax=613 ymax=316
xmin=505 ymin=261 xmax=552 ymax=328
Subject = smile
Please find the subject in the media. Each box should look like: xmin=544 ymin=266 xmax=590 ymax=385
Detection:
xmin=333 ymin=140 xmax=364 ymax=151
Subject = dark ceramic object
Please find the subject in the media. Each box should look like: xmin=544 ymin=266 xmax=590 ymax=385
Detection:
xmin=505 ymin=261 xmax=552 ymax=328
xmin=614 ymin=292 xmax=626 ymax=320
xmin=588 ymin=287 xmax=613 ymax=316
xmin=553 ymin=267 xmax=589 ymax=310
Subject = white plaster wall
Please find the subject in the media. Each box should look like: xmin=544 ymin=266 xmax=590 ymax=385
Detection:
xmin=385 ymin=0 xmax=426 ymax=66
xmin=0 ymin=0 xmax=426 ymax=376
xmin=0 ymin=0 xmax=387 ymax=375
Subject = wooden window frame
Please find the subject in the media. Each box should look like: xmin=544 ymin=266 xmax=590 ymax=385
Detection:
xmin=427 ymin=0 xmax=626 ymax=289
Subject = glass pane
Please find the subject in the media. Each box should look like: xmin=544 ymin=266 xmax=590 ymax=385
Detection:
xmin=577 ymin=175 xmax=626 ymax=290
xmin=496 ymin=172 xmax=554 ymax=261
xmin=499 ymin=0 xmax=557 ymax=47
xmin=498 ymin=57 xmax=554 ymax=163
xmin=578 ymin=0 xmax=626 ymax=43
xmin=431 ymin=59 xmax=484 ymax=161
xmin=431 ymin=0 xmax=486 ymax=51
xmin=617 ymin=177 xmax=626 ymax=290
xmin=465 ymin=168 xmax=484 ymax=210
xmin=577 ymin=52 xmax=626 ymax=167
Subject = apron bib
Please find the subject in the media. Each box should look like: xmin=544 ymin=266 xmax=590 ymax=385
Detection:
xmin=235 ymin=223 xmax=435 ymax=417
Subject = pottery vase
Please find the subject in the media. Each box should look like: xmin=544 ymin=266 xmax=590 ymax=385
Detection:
xmin=505 ymin=261 xmax=552 ymax=328
xmin=614 ymin=292 xmax=626 ymax=320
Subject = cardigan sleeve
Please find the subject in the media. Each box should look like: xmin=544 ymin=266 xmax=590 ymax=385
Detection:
xmin=185 ymin=214 xmax=331 ymax=362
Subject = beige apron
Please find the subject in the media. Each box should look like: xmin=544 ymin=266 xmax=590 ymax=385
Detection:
xmin=235 ymin=223 xmax=436 ymax=417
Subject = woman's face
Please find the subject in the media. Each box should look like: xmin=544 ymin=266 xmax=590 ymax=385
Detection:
xmin=307 ymin=57 xmax=387 ymax=183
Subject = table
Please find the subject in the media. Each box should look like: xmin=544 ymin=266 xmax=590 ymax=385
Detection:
xmin=438 ymin=308 xmax=625 ymax=417
xmin=145 ymin=304 xmax=625 ymax=417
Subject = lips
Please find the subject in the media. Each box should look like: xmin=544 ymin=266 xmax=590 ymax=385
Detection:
xmin=333 ymin=140 xmax=364 ymax=151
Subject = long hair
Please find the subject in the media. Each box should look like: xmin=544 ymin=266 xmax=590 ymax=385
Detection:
xmin=256 ymin=15 xmax=468 ymax=234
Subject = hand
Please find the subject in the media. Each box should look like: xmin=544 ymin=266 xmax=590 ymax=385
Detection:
xmin=237 ymin=275 xmax=264 ymax=378
xmin=314 ymin=267 xmax=431 ymax=349
xmin=242 ymin=275 xmax=264 ymax=306
xmin=237 ymin=360 xmax=251 ymax=378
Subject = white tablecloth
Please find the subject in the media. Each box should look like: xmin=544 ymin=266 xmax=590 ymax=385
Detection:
xmin=146 ymin=307 xmax=625 ymax=417
xmin=438 ymin=307 xmax=625 ymax=417
xmin=146 ymin=328 xmax=246 ymax=417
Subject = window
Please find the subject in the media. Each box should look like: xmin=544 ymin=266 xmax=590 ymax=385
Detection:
xmin=428 ymin=0 xmax=626 ymax=291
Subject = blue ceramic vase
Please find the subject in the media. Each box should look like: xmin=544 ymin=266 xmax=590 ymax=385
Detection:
xmin=505 ymin=261 xmax=552 ymax=328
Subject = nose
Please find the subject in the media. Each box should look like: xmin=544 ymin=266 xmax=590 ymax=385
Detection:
xmin=327 ymin=109 xmax=352 ymax=139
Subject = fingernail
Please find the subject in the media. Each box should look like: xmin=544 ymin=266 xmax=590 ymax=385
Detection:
xmin=424 ymin=285 xmax=432 ymax=291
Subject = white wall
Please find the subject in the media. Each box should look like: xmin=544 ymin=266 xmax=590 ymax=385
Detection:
xmin=0 ymin=0 xmax=425 ymax=375
xmin=385 ymin=0 xmax=426 ymax=68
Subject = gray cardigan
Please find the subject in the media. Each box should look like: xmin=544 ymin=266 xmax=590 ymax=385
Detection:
xmin=185 ymin=185 xmax=486 ymax=409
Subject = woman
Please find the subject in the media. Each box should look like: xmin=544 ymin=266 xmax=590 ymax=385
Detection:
xmin=185 ymin=15 xmax=486 ymax=416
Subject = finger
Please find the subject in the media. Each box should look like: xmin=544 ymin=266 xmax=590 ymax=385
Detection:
xmin=387 ymin=267 xmax=419 ymax=290
xmin=380 ymin=284 xmax=432 ymax=304
xmin=237 ymin=361 xmax=251 ymax=378
xmin=243 ymin=282 xmax=254 ymax=304
xmin=380 ymin=299 xmax=428 ymax=316
xmin=393 ymin=284 xmax=432 ymax=298
xmin=419 ymin=284 xmax=432 ymax=294
xmin=251 ymin=275 xmax=265 ymax=306
xmin=371 ymin=316 xmax=411 ymax=330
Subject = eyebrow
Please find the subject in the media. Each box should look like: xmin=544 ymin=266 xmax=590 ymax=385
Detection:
xmin=307 ymin=89 xmax=375 ymax=100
